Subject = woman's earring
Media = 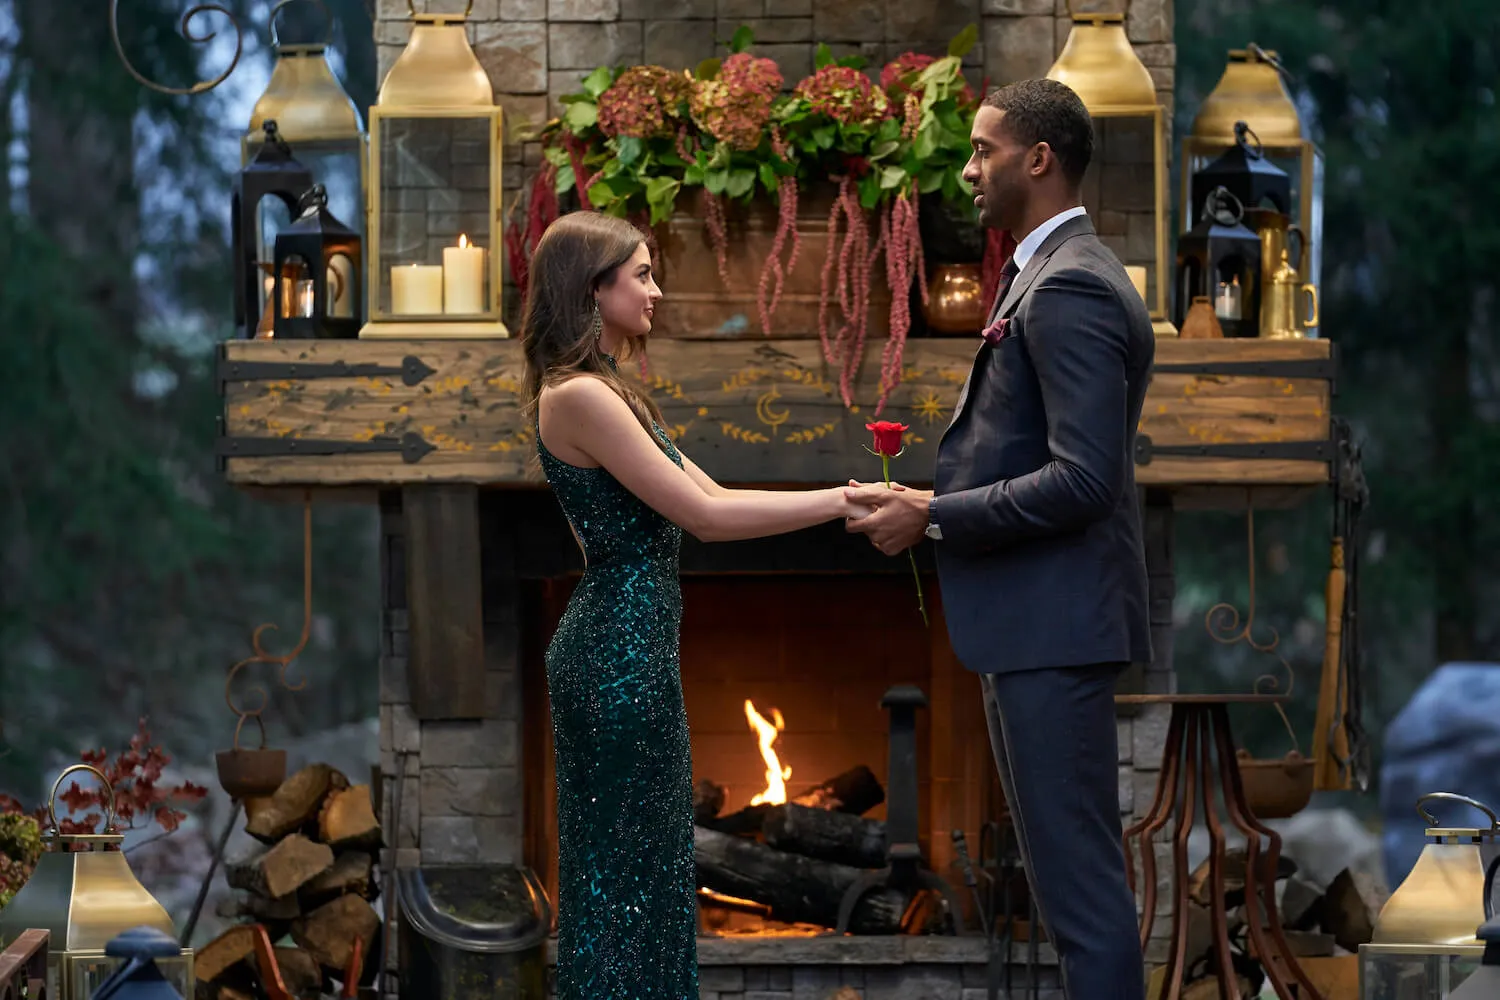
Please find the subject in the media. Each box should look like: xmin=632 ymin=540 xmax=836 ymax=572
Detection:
xmin=590 ymin=300 xmax=603 ymax=340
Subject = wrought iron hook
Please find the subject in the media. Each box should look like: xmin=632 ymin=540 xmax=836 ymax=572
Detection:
xmin=224 ymin=493 xmax=314 ymax=751
xmin=109 ymin=0 xmax=244 ymax=96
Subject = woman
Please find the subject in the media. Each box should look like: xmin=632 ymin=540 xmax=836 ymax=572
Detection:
xmin=521 ymin=211 xmax=866 ymax=998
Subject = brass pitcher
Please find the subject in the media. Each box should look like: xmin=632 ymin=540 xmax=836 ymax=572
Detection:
xmin=1247 ymin=207 xmax=1307 ymax=280
xmin=1259 ymin=247 xmax=1319 ymax=339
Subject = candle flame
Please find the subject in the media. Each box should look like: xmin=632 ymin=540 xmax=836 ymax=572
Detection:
xmin=745 ymin=700 xmax=790 ymax=806
xmin=458 ymin=233 xmax=470 ymax=249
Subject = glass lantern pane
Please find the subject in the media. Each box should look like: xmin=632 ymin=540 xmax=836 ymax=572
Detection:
xmin=69 ymin=954 xmax=120 ymax=998
xmin=377 ymin=115 xmax=496 ymax=320
xmin=1361 ymin=947 xmax=1484 ymax=1000
xmin=1085 ymin=116 xmax=1163 ymax=317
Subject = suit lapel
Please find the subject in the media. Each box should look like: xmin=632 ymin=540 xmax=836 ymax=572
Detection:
xmin=941 ymin=215 xmax=1096 ymax=438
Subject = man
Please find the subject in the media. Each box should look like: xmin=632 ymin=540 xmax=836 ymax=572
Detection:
xmin=846 ymin=79 xmax=1152 ymax=999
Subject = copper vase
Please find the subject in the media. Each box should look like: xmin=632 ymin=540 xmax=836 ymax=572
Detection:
xmin=923 ymin=264 xmax=986 ymax=335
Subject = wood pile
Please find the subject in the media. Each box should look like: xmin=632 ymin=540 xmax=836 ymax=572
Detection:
xmin=196 ymin=764 xmax=384 ymax=1000
xmin=1175 ymin=849 xmax=1381 ymax=997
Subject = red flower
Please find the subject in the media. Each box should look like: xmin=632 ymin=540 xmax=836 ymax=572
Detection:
xmin=866 ymin=420 xmax=907 ymax=457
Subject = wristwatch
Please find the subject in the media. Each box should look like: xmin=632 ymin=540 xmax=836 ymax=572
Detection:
xmin=925 ymin=499 xmax=942 ymax=541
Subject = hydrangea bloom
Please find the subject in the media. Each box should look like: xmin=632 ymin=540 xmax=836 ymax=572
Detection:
xmin=719 ymin=52 xmax=784 ymax=99
xmin=794 ymin=65 xmax=889 ymax=127
xmin=689 ymin=73 xmax=776 ymax=151
xmin=880 ymin=52 xmax=977 ymax=105
xmin=597 ymin=66 xmax=690 ymax=139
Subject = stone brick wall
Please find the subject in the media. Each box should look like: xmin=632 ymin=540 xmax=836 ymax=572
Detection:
xmin=376 ymin=492 xmax=527 ymax=996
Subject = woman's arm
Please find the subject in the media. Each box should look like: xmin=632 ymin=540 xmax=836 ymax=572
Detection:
xmin=541 ymin=378 xmax=862 ymax=542
xmin=679 ymin=453 xmax=788 ymax=499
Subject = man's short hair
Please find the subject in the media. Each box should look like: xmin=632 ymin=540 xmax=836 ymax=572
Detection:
xmin=982 ymin=79 xmax=1094 ymax=188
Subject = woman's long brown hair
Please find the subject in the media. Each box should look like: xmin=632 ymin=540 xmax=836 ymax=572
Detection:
xmin=520 ymin=211 xmax=667 ymax=467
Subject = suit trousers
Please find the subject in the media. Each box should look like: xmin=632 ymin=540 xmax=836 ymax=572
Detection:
xmin=981 ymin=666 xmax=1145 ymax=1000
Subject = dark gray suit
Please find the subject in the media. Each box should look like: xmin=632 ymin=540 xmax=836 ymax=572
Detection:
xmin=928 ymin=214 xmax=1152 ymax=999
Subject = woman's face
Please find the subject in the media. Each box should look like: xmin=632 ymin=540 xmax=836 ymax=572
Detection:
xmin=596 ymin=242 xmax=662 ymax=342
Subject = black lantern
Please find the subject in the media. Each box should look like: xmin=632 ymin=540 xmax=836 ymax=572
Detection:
xmin=271 ymin=184 xmax=361 ymax=340
xmin=1174 ymin=186 xmax=1263 ymax=337
xmin=1189 ymin=120 xmax=1292 ymax=225
xmin=232 ymin=119 xmax=314 ymax=339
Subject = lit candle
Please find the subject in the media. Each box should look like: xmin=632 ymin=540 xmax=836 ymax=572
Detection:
xmin=443 ymin=234 xmax=486 ymax=315
xmin=1126 ymin=266 xmax=1148 ymax=304
xmin=391 ymin=264 xmax=444 ymax=315
xmin=294 ymin=279 xmax=316 ymax=318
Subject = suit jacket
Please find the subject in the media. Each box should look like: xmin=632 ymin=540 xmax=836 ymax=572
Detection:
xmin=929 ymin=214 xmax=1154 ymax=674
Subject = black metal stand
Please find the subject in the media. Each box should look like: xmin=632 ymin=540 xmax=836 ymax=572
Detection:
xmin=834 ymin=684 xmax=966 ymax=934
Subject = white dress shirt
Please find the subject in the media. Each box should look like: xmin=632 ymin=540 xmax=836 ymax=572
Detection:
xmin=1011 ymin=205 xmax=1089 ymax=276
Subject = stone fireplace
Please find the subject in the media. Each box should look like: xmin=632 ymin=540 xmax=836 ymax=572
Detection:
xmin=374 ymin=485 xmax=1174 ymax=998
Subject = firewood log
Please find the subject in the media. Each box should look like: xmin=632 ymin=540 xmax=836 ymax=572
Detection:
xmin=694 ymin=826 xmax=904 ymax=933
xmin=300 ymin=851 xmax=377 ymax=908
xmin=246 ymin=764 xmax=348 ymax=843
xmin=226 ymin=834 xmax=334 ymax=900
xmin=290 ymin=894 xmax=382 ymax=977
xmin=317 ymin=784 xmax=382 ymax=852
xmin=762 ymin=803 xmax=887 ymax=868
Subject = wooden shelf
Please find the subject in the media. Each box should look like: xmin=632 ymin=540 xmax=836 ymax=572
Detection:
xmin=219 ymin=336 xmax=1335 ymax=501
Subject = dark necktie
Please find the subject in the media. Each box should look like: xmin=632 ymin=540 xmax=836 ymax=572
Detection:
xmin=993 ymin=255 xmax=1020 ymax=314
xmin=979 ymin=256 xmax=1021 ymax=344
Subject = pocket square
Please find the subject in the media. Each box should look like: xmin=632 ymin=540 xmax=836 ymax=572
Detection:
xmin=981 ymin=316 xmax=1010 ymax=345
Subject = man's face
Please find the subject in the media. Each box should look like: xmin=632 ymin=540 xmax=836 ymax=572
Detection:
xmin=962 ymin=106 xmax=1031 ymax=231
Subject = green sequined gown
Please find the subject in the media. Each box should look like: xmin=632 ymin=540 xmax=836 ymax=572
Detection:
xmin=537 ymin=396 xmax=698 ymax=1000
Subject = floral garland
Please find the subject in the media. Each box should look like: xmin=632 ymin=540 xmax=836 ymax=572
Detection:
xmin=507 ymin=25 xmax=982 ymax=412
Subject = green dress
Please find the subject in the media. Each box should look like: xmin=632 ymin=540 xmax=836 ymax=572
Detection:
xmin=536 ymin=381 xmax=698 ymax=1000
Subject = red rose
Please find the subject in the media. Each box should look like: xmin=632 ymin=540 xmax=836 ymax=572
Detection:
xmin=866 ymin=420 xmax=908 ymax=458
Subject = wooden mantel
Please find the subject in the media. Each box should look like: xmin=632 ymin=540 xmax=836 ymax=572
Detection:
xmin=218 ymin=336 xmax=1336 ymax=496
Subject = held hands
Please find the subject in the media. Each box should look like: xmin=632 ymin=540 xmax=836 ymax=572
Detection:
xmin=843 ymin=479 xmax=933 ymax=556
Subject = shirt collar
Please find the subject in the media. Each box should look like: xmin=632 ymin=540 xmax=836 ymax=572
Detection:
xmin=1012 ymin=206 xmax=1089 ymax=274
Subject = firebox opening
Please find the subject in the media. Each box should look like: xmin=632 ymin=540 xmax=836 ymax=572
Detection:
xmin=523 ymin=574 xmax=1000 ymax=938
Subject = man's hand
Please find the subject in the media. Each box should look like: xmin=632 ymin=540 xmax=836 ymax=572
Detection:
xmin=843 ymin=480 xmax=933 ymax=556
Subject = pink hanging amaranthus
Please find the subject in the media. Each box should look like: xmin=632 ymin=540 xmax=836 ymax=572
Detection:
xmin=796 ymin=64 xmax=892 ymax=406
xmin=503 ymin=163 xmax=561 ymax=305
xmin=819 ymin=172 xmax=885 ymax=408
xmin=756 ymin=124 xmax=802 ymax=336
xmin=874 ymin=180 xmax=925 ymax=414
xmin=690 ymin=53 xmax=783 ymax=294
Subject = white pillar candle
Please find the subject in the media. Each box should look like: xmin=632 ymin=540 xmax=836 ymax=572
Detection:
xmin=1126 ymin=266 xmax=1148 ymax=304
xmin=392 ymin=264 xmax=444 ymax=316
xmin=443 ymin=234 xmax=486 ymax=315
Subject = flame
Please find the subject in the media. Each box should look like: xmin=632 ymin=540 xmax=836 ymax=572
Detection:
xmin=745 ymin=700 xmax=791 ymax=806
xmin=458 ymin=233 xmax=470 ymax=249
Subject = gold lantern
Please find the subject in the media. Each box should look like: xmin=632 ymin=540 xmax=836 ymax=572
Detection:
xmin=1181 ymin=45 xmax=1325 ymax=321
xmin=1447 ymin=855 xmax=1500 ymax=1000
xmin=243 ymin=0 xmax=369 ymax=327
xmin=360 ymin=0 xmax=508 ymax=339
xmin=0 ymin=765 xmax=194 ymax=1000
xmin=1046 ymin=8 xmax=1175 ymax=337
xmin=1358 ymin=793 xmax=1495 ymax=999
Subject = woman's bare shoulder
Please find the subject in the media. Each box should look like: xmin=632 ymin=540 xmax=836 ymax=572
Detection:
xmin=539 ymin=373 xmax=622 ymax=412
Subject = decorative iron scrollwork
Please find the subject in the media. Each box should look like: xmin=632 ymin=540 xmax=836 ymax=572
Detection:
xmin=109 ymin=1 xmax=244 ymax=96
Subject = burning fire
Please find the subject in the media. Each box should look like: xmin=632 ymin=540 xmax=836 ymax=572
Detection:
xmin=744 ymin=700 xmax=790 ymax=806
